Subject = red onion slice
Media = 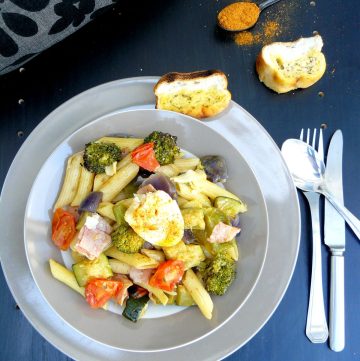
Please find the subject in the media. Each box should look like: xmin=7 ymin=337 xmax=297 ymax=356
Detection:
xmin=231 ymin=213 xmax=241 ymax=228
xmin=183 ymin=229 xmax=196 ymax=244
xmin=141 ymin=174 xmax=177 ymax=199
xmin=79 ymin=192 xmax=103 ymax=213
xmin=201 ymin=155 xmax=228 ymax=183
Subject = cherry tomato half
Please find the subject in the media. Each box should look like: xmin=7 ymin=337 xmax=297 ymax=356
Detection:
xmin=131 ymin=142 xmax=160 ymax=172
xmin=85 ymin=279 xmax=123 ymax=308
xmin=51 ymin=208 xmax=76 ymax=251
xmin=149 ymin=260 xmax=185 ymax=292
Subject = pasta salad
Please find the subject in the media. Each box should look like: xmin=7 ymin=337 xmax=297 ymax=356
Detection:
xmin=49 ymin=131 xmax=247 ymax=322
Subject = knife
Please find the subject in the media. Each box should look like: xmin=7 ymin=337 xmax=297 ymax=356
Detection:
xmin=324 ymin=130 xmax=345 ymax=352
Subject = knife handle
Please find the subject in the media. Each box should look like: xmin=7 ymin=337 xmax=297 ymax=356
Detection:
xmin=329 ymin=254 xmax=345 ymax=352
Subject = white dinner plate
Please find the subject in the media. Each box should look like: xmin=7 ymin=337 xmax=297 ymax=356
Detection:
xmin=0 ymin=77 xmax=300 ymax=360
xmin=24 ymin=108 xmax=269 ymax=351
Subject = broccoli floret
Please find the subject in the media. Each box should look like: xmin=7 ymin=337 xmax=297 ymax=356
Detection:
xmin=199 ymin=254 xmax=236 ymax=295
xmin=83 ymin=142 xmax=121 ymax=174
xmin=111 ymin=225 xmax=144 ymax=254
xmin=143 ymin=131 xmax=180 ymax=165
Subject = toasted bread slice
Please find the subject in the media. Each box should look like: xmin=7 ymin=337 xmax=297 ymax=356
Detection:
xmin=256 ymin=35 xmax=326 ymax=93
xmin=154 ymin=70 xmax=231 ymax=119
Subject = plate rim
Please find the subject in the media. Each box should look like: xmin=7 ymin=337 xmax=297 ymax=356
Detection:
xmin=23 ymin=107 xmax=270 ymax=352
xmin=0 ymin=76 xmax=300 ymax=361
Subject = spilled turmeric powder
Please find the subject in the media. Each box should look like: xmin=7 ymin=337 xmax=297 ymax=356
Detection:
xmin=234 ymin=32 xmax=259 ymax=46
xmin=234 ymin=20 xmax=280 ymax=46
xmin=264 ymin=21 xmax=280 ymax=38
xmin=232 ymin=0 xmax=298 ymax=46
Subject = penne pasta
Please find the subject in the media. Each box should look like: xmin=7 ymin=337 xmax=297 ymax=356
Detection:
xmin=198 ymin=179 xmax=240 ymax=201
xmin=54 ymin=152 xmax=83 ymax=209
xmin=116 ymin=153 xmax=132 ymax=169
xmin=93 ymin=173 xmax=107 ymax=191
xmin=93 ymin=154 xmax=133 ymax=191
xmin=155 ymin=164 xmax=180 ymax=177
xmin=180 ymin=200 xmax=204 ymax=209
xmin=99 ymin=162 xmax=139 ymax=202
xmin=49 ymin=259 xmax=85 ymax=296
xmin=140 ymin=249 xmax=166 ymax=263
xmin=176 ymin=196 xmax=189 ymax=208
xmin=176 ymin=183 xmax=212 ymax=207
xmin=105 ymin=246 xmax=159 ymax=269
xmin=173 ymin=157 xmax=200 ymax=172
xmin=97 ymin=202 xmax=116 ymax=221
xmin=96 ymin=137 xmax=143 ymax=152
xmin=115 ymin=198 xmax=134 ymax=209
xmin=71 ymin=166 xmax=95 ymax=207
xmin=183 ymin=269 xmax=213 ymax=320
xmin=108 ymin=259 xmax=131 ymax=274
xmin=171 ymin=169 xmax=207 ymax=184
xmin=137 ymin=282 xmax=168 ymax=306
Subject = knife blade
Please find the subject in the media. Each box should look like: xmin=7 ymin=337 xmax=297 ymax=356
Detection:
xmin=324 ymin=129 xmax=345 ymax=352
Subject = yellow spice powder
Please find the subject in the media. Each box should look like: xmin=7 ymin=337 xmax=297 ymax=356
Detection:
xmin=218 ymin=2 xmax=260 ymax=31
xmin=231 ymin=0 xmax=299 ymax=46
xmin=264 ymin=21 xmax=280 ymax=38
xmin=234 ymin=20 xmax=280 ymax=46
xmin=234 ymin=31 xmax=259 ymax=46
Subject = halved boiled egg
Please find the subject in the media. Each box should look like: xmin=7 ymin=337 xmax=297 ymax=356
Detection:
xmin=124 ymin=190 xmax=184 ymax=247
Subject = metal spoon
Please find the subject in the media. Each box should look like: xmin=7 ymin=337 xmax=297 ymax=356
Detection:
xmin=259 ymin=0 xmax=283 ymax=12
xmin=218 ymin=0 xmax=282 ymax=32
xmin=281 ymin=139 xmax=360 ymax=240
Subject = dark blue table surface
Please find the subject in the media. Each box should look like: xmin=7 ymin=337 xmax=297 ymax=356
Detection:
xmin=1 ymin=1 xmax=359 ymax=360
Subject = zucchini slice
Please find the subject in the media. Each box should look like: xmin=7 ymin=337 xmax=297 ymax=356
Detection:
xmin=113 ymin=201 xmax=128 ymax=225
xmin=75 ymin=211 xmax=92 ymax=231
xmin=176 ymin=285 xmax=195 ymax=306
xmin=122 ymin=295 xmax=150 ymax=322
xmin=214 ymin=196 xmax=247 ymax=218
xmin=72 ymin=253 xmax=113 ymax=287
xmin=181 ymin=208 xmax=205 ymax=230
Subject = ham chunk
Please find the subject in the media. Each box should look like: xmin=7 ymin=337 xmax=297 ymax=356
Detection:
xmin=74 ymin=214 xmax=112 ymax=260
xmin=129 ymin=268 xmax=155 ymax=284
xmin=75 ymin=226 xmax=112 ymax=260
xmin=84 ymin=213 xmax=112 ymax=234
xmin=207 ymin=222 xmax=240 ymax=243
xmin=112 ymin=274 xmax=133 ymax=306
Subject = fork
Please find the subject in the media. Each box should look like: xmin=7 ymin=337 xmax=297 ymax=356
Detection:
xmin=300 ymin=128 xmax=329 ymax=343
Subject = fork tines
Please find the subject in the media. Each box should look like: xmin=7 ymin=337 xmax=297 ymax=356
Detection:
xmin=300 ymin=128 xmax=324 ymax=161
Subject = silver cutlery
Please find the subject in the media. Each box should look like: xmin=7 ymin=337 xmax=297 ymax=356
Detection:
xmin=300 ymin=128 xmax=328 ymax=343
xmin=324 ymin=130 xmax=345 ymax=352
xmin=281 ymin=138 xmax=360 ymax=240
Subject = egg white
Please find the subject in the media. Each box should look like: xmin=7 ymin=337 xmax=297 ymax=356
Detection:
xmin=124 ymin=190 xmax=184 ymax=247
